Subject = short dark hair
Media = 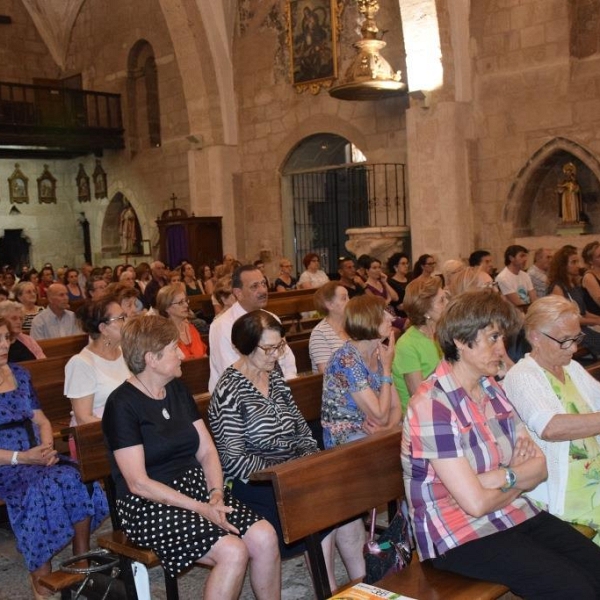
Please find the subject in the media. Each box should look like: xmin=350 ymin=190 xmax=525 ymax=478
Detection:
xmin=302 ymin=253 xmax=319 ymax=269
xmin=437 ymin=291 xmax=520 ymax=362
xmin=504 ymin=245 xmax=528 ymax=266
xmin=468 ymin=250 xmax=491 ymax=267
xmin=78 ymin=295 xmax=120 ymax=339
xmin=231 ymin=310 xmax=285 ymax=355
xmin=232 ymin=265 xmax=261 ymax=289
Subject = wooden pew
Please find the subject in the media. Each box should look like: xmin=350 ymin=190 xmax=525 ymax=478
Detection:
xmin=38 ymin=422 xmax=179 ymax=600
xmin=251 ymin=429 xmax=510 ymax=600
xmin=288 ymin=337 xmax=311 ymax=374
xmin=179 ymin=356 xmax=210 ymax=395
xmin=37 ymin=333 xmax=88 ymax=358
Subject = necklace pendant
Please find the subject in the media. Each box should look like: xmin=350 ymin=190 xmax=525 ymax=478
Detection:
xmin=162 ymin=408 xmax=170 ymax=420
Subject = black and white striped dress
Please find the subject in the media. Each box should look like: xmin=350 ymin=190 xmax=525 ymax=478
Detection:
xmin=209 ymin=365 xmax=318 ymax=483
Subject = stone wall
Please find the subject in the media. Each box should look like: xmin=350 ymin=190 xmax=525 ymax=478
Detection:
xmin=232 ymin=0 xmax=408 ymax=275
xmin=470 ymin=0 xmax=600 ymax=264
xmin=0 ymin=1 xmax=59 ymax=82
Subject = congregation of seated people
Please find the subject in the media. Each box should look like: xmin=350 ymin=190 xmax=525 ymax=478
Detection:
xmin=4 ymin=244 xmax=600 ymax=599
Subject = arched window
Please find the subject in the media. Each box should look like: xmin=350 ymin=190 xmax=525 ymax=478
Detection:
xmin=127 ymin=40 xmax=161 ymax=156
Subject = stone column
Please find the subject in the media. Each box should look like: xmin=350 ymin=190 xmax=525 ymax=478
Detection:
xmin=405 ymin=100 xmax=474 ymax=264
xmin=188 ymin=144 xmax=240 ymax=255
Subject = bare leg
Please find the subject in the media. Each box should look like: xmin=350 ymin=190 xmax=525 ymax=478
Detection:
xmin=335 ymin=518 xmax=366 ymax=580
xmin=304 ymin=531 xmax=338 ymax=593
xmin=243 ymin=521 xmax=281 ymax=600
xmin=30 ymin=562 xmax=52 ymax=599
xmin=197 ymin=535 xmax=248 ymax=600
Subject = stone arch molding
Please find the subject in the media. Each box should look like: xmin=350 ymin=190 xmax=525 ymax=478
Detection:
xmin=504 ymin=137 xmax=600 ymax=237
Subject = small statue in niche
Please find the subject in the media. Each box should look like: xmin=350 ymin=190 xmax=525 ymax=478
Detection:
xmin=557 ymin=162 xmax=583 ymax=224
xmin=119 ymin=200 xmax=139 ymax=254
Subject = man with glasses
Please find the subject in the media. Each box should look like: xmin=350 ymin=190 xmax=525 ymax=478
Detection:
xmin=337 ymin=256 xmax=365 ymax=298
xmin=496 ymin=245 xmax=538 ymax=309
xmin=208 ymin=265 xmax=297 ymax=392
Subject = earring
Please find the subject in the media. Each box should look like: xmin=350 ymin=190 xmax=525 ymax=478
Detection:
xmin=102 ymin=334 xmax=112 ymax=347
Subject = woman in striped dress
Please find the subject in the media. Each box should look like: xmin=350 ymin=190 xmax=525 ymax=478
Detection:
xmin=209 ymin=309 xmax=365 ymax=592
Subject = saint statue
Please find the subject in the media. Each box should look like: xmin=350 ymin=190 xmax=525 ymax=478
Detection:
xmin=120 ymin=201 xmax=138 ymax=254
xmin=557 ymin=162 xmax=583 ymax=224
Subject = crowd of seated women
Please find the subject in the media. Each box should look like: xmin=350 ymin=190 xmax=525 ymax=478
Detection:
xmin=6 ymin=244 xmax=600 ymax=599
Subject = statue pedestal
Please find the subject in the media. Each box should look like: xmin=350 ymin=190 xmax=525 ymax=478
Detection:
xmin=556 ymin=222 xmax=589 ymax=236
xmin=345 ymin=226 xmax=410 ymax=261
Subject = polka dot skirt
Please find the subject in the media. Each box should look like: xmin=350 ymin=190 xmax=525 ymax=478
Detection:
xmin=116 ymin=466 xmax=262 ymax=575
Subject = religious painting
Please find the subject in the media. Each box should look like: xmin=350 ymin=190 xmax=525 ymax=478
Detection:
xmin=288 ymin=0 xmax=338 ymax=93
xmin=8 ymin=164 xmax=29 ymax=204
xmin=93 ymin=159 xmax=107 ymax=199
xmin=37 ymin=165 xmax=57 ymax=204
xmin=76 ymin=163 xmax=91 ymax=203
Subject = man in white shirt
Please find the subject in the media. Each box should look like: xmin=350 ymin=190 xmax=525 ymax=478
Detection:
xmin=495 ymin=245 xmax=538 ymax=309
xmin=527 ymin=248 xmax=553 ymax=298
xmin=30 ymin=283 xmax=82 ymax=339
xmin=208 ymin=265 xmax=297 ymax=392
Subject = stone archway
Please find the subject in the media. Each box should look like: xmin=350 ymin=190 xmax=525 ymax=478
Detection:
xmin=504 ymin=137 xmax=600 ymax=237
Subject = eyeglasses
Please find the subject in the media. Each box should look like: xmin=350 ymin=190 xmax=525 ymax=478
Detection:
xmin=170 ymin=298 xmax=189 ymax=306
xmin=105 ymin=314 xmax=126 ymax=323
xmin=541 ymin=331 xmax=585 ymax=350
xmin=481 ymin=280 xmax=499 ymax=289
xmin=257 ymin=340 xmax=287 ymax=356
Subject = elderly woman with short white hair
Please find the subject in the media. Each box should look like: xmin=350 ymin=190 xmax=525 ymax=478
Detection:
xmin=504 ymin=295 xmax=600 ymax=543
xmin=0 ymin=300 xmax=45 ymax=362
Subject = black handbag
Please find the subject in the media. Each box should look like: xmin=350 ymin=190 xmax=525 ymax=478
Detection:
xmin=363 ymin=506 xmax=412 ymax=584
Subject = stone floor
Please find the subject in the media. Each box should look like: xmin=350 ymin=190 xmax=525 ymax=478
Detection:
xmin=0 ymin=517 xmax=350 ymax=599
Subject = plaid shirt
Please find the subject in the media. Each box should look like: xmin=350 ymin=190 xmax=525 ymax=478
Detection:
xmin=401 ymin=360 xmax=539 ymax=560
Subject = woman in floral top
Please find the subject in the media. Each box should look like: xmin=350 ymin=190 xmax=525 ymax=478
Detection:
xmin=321 ymin=295 xmax=402 ymax=448
xmin=505 ymin=295 xmax=600 ymax=544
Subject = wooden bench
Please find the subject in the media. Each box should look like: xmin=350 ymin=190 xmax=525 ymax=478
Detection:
xmin=288 ymin=336 xmax=311 ymax=374
xmin=40 ymin=422 xmax=180 ymax=600
xmin=20 ymin=356 xmax=73 ymax=450
xmin=37 ymin=334 xmax=88 ymax=359
xmin=251 ymin=429 xmax=510 ymax=600
xmin=180 ymin=355 xmax=211 ymax=395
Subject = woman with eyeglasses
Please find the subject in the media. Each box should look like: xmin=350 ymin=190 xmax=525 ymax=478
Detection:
xmin=297 ymin=252 xmax=330 ymax=289
xmin=412 ymin=254 xmax=436 ymax=280
xmin=156 ymin=283 xmax=207 ymax=359
xmin=504 ymin=295 xmax=600 ymax=544
xmin=64 ymin=295 xmax=130 ymax=426
xmin=209 ymin=310 xmax=366 ymax=591
xmin=274 ymin=258 xmax=297 ymax=292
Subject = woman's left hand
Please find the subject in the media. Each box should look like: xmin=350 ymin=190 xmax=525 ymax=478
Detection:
xmin=510 ymin=436 xmax=537 ymax=467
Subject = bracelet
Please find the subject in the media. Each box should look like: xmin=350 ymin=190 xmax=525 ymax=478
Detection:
xmin=500 ymin=467 xmax=517 ymax=492
xmin=208 ymin=487 xmax=224 ymax=498
xmin=10 ymin=451 xmax=19 ymax=466
xmin=380 ymin=376 xmax=393 ymax=385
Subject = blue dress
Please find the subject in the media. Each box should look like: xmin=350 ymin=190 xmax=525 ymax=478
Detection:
xmin=0 ymin=364 xmax=108 ymax=571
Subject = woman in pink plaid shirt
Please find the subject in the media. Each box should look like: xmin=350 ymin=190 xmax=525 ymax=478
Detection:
xmin=402 ymin=291 xmax=600 ymax=599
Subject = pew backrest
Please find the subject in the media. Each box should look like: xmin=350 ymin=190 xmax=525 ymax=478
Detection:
xmin=37 ymin=334 xmax=88 ymax=358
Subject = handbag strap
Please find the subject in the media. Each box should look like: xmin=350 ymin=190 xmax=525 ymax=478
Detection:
xmin=368 ymin=507 xmax=377 ymax=543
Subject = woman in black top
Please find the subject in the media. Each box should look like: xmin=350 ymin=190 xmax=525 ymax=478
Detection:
xmin=102 ymin=315 xmax=280 ymax=600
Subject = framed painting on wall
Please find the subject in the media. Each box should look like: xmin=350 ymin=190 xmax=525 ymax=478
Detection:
xmin=76 ymin=163 xmax=91 ymax=203
xmin=288 ymin=0 xmax=338 ymax=93
xmin=37 ymin=165 xmax=57 ymax=204
xmin=8 ymin=163 xmax=29 ymax=204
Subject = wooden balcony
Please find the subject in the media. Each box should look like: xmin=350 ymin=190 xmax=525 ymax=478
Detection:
xmin=0 ymin=81 xmax=124 ymax=158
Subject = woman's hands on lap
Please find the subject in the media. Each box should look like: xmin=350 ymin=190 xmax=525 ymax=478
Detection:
xmin=198 ymin=495 xmax=240 ymax=534
xmin=20 ymin=442 xmax=58 ymax=467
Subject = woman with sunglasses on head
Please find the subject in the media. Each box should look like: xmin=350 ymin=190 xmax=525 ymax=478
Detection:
xmin=156 ymin=283 xmax=207 ymax=359
xmin=209 ymin=310 xmax=365 ymax=591
xmin=504 ymin=295 xmax=600 ymax=544
xmin=64 ymin=295 xmax=130 ymax=427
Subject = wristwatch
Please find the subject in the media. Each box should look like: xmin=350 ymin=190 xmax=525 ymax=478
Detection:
xmin=10 ymin=451 xmax=19 ymax=466
xmin=500 ymin=467 xmax=517 ymax=492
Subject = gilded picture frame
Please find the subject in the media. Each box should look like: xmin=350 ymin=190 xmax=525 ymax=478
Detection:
xmin=37 ymin=165 xmax=57 ymax=204
xmin=76 ymin=163 xmax=91 ymax=203
xmin=288 ymin=0 xmax=338 ymax=94
xmin=8 ymin=163 xmax=29 ymax=204
xmin=93 ymin=159 xmax=107 ymax=199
